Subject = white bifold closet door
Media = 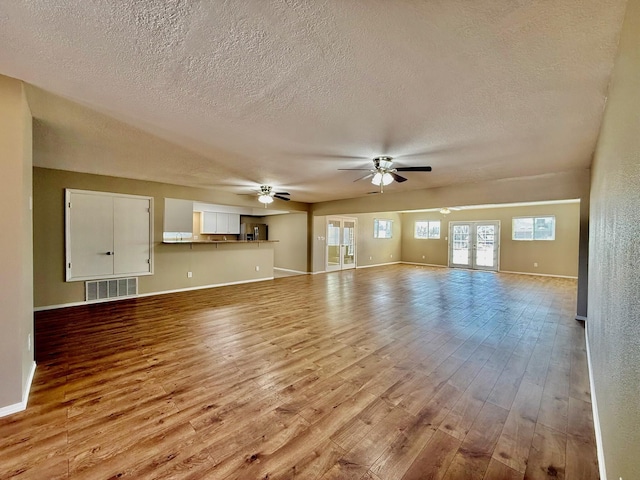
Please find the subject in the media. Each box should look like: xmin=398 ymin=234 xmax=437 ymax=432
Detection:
xmin=66 ymin=189 xmax=153 ymax=281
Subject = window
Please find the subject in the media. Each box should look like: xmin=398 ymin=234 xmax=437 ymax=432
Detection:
xmin=512 ymin=216 xmax=555 ymax=240
xmin=373 ymin=219 xmax=393 ymax=238
xmin=415 ymin=220 xmax=441 ymax=239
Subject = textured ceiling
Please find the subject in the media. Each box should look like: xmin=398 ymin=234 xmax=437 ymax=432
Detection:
xmin=0 ymin=1 xmax=628 ymax=203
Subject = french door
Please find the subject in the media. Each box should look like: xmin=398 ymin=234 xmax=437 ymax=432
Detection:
xmin=326 ymin=217 xmax=357 ymax=271
xmin=449 ymin=221 xmax=500 ymax=271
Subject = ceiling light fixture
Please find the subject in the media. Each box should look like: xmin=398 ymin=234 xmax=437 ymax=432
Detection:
xmin=371 ymin=172 xmax=394 ymax=186
xmin=440 ymin=207 xmax=451 ymax=215
xmin=258 ymin=193 xmax=274 ymax=205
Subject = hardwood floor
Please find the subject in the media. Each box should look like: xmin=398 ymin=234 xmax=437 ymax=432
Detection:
xmin=1 ymin=265 xmax=598 ymax=479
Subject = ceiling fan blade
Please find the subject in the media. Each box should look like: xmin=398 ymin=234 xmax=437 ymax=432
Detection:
xmin=353 ymin=172 xmax=374 ymax=182
xmin=275 ymin=191 xmax=290 ymax=195
xmin=273 ymin=194 xmax=291 ymax=201
xmin=395 ymin=166 xmax=432 ymax=172
xmin=390 ymin=172 xmax=408 ymax=183
xmin=338 ymin=168 xmax=371 ymax=171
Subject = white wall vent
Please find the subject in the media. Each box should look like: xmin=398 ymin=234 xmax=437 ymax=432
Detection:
xmin=85 ymin=277 xmax=138 ymax=301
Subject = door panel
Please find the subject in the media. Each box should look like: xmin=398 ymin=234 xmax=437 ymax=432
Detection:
xmin=326 ymin=217 xmax=357 ymax=271
xmin=451 ymin=224 xmax=471 ymax=267
xmin=326 ymin=219 xmax=342 ymax=272
xmin=474 ymin=224 xmax=497 ymax=270
xmin=68 ymin=193 xmax=114 ymax=278
xmin=449 ymin=221 xmax=500 ymax=271
xmin=114 ymin=197 xmax=152 ymax=275
xmin=342 ymin=220 xmax=356 ymax=269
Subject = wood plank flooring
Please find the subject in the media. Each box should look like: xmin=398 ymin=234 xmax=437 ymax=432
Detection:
xmin=1 ymin=265 xmax=598 ymax=479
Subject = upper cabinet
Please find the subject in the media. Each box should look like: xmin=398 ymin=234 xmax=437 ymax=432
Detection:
xmin=201 ymin=212 xmax=240 ymax=234
xmin=201 ymin=211 xmax=217 ymax=234
xmin=66 ymin=189 xmax=153 ymax=281
xmin=228 ymin=213 xmax=240 ymax=234
xmin=163 ymin=198 xmax=270 ymax=238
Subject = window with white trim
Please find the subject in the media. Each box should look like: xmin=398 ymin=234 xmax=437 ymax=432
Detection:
xmin=414 ymin=220 xmax=441 ymax=239
xmin=512 ymin=216 xmax=555 ymax=240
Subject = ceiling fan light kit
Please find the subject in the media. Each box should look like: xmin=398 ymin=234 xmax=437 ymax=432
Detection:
xmin=371 ymin=172 xmax=394 ymax=186
xmin=339 ymin=156 xmax=432 ymax=193
xmin=258 ymin=194 xmax=274 ymax=204
xmin=256 ymin=185 xmax=291 ymax=207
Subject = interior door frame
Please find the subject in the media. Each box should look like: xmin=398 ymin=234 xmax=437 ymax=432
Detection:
xmin=326 ymin=216 xmax=357 ymax=272
xmin=448 ymin=220 xmax=500 ymax=271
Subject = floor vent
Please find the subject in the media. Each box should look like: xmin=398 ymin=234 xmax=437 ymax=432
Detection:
xmin=85 ymin=278 xmax=138 ymax=302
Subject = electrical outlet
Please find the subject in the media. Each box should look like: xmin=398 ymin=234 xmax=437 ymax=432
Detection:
xmin=422 ymin=255 xmax=425 ymax=259
xmin=390 ymin=254 xmax=393 ymax=258
xmin=533 ymin=262 xmax=538 ymax=267
xmin=187 ymin=271 xmax=192 ymax=278
xmin=369 ymin=256 xmax=372 ymax=260
xmin=255 ymin=266 xmax=260 ymax=272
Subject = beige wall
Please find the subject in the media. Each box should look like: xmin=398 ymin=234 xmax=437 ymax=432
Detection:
xmin=33 ymin=168 xmax=290 ymax=308
xmin=260 ymin=213 xmax=308 ymax=272
xmin=0 ymin=75 xmax=33 ymax=409
xmin=311 ymin=213 xmax=402 ymax=272
xmin=402 ymin=202 xmax=580 ymax=277
xmin=311 ymin=169 xmax=590 ymax=216
xmin=312 ymin=215 xmax=327 ymax=273
xmin=587 ymin=0 xmax=640 ymax=478
xmin=352 ymin=212 xmax=402 ymax=267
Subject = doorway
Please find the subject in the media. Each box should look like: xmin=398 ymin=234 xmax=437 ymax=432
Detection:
xmin=449 ymin=221 xmax=500 ymax=271
xmin=326 ymin=217 xmax=357 ymax=271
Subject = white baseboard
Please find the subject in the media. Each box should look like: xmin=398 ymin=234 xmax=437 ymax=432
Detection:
xmin=499 ymin=270 xmax=578 ymax=279
xmin=357 ymin=261 xmax=401 ymax=269
xmin=274 ymin=267 xmax=309 ymax=275
xmin=34 ymin=277 xmax=274 ymax=312
xmin=584 ymin=324 xmax=607 ymax=480
xmin=0 ymin=361 xmax=36 ymax=418
xmin=401 ymin=261 xmax=447 ymax=268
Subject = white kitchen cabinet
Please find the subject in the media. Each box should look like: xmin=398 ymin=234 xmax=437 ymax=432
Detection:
xmin=228 ymin=213 xmax=240 ymax=234
xmin=201 ymin=212 xmax=240 ymax=234
xmin=66 ymin=189 xmax=153 ymax=281
xmin=201 ymin=211 xmax=217 ymax=233
xmin=216 ymin=213 xmax=229 ymax=233
xmin=202 ymin=211 xmax=216 ymax=233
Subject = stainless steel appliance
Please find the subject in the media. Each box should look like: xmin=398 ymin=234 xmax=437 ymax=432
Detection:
xmin=240 ymin=223 xmax=268 ymax=241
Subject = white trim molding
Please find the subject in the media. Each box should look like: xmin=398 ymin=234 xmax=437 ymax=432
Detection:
xmin=401 ymin=262 xmax=448 ymax=268
xmin=274 ymin=267 xmax=309 ymax=275
xmin=0 ymin=361 xmax=36 ymax=418
xmin=584 ymin=323 xmax=607 ymax=480
xmin=499 ymin=270 xmax=578 ymax=279
xmin=357 ymin=261 xmax=401 ymax=269
xmin=34 ymin=277 xmax=274 ymax=312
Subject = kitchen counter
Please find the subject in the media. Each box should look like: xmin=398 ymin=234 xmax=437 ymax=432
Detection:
xmin=162 ymin=240 xmax=278 ymax=244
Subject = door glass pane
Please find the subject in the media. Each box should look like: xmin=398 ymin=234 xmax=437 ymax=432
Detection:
xmin=475 ymin=225 xmax=495 ymax=268
xmin=343 ymin=221 xmax=355 ymax=267
xmin=327 ymin=220 xmax=341 ymax=266
xmin=452 ymin=225 xmax=470 ymax=265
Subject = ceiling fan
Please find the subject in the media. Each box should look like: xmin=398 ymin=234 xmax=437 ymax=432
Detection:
xmin=256 ymin=185 xmax=291 ymax=206
xmin=339 ymin=156 xmax=432 ymax=192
